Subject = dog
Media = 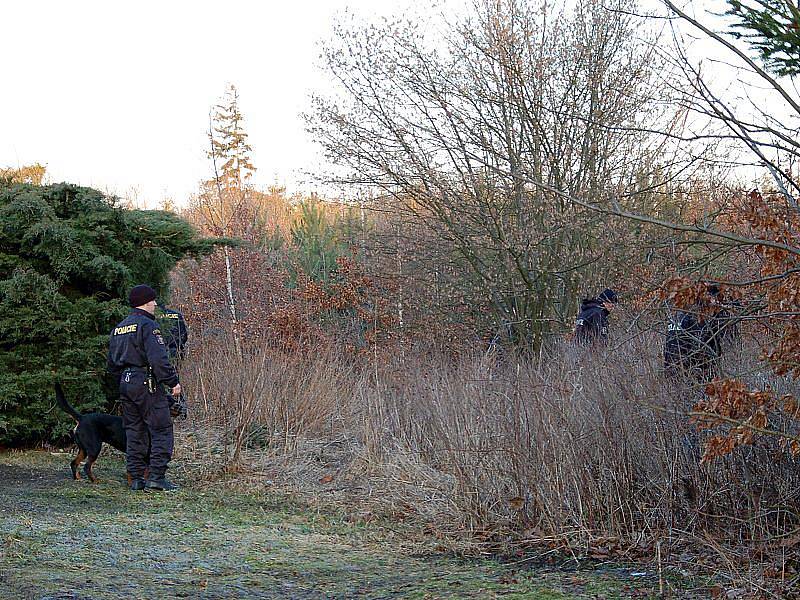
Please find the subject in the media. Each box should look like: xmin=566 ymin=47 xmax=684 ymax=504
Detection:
xmin=54 ymin=383 xmax=145 ymax=484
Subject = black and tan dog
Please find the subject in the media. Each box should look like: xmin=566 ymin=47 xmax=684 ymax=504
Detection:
xmin=54 ymin=383 xmax=144 ymax=483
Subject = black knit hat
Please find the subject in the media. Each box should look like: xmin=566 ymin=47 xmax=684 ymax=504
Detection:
xmin=597 ymin=288 xmax=618 ymax=304
xmin=129 ymin=284 xmax=157 ymax=308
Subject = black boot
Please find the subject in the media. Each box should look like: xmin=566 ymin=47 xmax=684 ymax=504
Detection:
xmin=145 ymin=478 xmax=179 ymax=492
xmin=130 ymin=478 xmax=146 ymax=491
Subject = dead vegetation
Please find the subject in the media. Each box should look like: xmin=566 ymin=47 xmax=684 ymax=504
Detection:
xmin=176 ymin=330 xmax=800 ymax=596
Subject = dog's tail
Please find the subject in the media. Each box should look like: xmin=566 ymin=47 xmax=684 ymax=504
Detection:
xmin=54 ymin=383 xmax=82 ymax=422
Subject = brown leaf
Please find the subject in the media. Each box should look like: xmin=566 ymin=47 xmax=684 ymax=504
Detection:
xmin=508 ymin=496 xmax=524 ymax=510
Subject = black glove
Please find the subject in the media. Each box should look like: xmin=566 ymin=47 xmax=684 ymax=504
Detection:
xmin=169 ymin=392 xmax=188 ymax=420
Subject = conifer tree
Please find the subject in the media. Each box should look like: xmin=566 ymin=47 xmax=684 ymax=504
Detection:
xmin=0 ymin=182 xmax=217 ymax=445
xmin=211 ymin=84 xmax=256 ymax=193
xmin=290 ymin=199 xmax=347 ymax=284
xmin=195 ymin=84 xmax=258 ymax=356
xmin=726 ymin=0 xmax=800 ymax=76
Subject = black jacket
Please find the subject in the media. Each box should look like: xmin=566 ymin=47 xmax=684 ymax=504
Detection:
xmin=575 ymin=299 xmax=610 ymax=343
xmin=107 ymin=308 xmax=179 ymax=387
xmin=664 ymin=308 xmax=725 ymax=376
xmin=158 ymin=307 xmax=188 ymax=360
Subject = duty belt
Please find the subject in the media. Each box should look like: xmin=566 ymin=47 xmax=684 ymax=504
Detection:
xmin=121 ymin=366 xmax=149 ymax=374
xmin=122 ymin=366 xmax=156 ymax=393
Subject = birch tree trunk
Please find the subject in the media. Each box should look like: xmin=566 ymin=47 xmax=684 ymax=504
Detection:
xmin=223 ymin=244 xmax=243 ymax=358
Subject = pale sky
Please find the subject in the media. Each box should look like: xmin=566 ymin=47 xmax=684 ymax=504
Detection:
xmin=1 ymin=1 xmax=784 ymax=207
xmin=0 ymin=0 xmax=422 ymax=207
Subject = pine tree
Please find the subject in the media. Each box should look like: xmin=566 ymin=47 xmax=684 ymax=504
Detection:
xmin=198 ymin=84 xmax=258 ymax=356
xmin=726 ymin=0 xmax=800 ymax=76
xmin=0 ymin=182 xmax=217 ymax=445
xmin=194 ymin=84 xmax=258 ymax=238
xmin=290 ymin=199 xmax=346 ymax=284
xmin=210 ymin=84 xmax=256 ymax=195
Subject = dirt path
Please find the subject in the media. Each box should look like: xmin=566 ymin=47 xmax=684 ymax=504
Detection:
xmin=0 ymin=451 xmax=689 ymax=599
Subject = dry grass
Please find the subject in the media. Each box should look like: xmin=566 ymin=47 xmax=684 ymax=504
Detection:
xmin=178 ymin=332 xmax=800 ymax=593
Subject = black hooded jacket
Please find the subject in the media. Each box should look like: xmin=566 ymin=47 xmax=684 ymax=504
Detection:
xmin=575 ymin=298 xmax=610 ymax=344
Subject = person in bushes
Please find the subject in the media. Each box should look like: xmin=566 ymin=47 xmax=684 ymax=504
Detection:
xmin=574 ymin=288 xmax=618 ymax=344
xmin=108 ymin=284 xmax=182 ymax=492
xmin=663 ymin=283 xmax=732 ymax=381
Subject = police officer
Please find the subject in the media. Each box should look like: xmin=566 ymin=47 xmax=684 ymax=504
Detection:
xmin=575 ymin=288 xmax=618 ymax=344
xmin=664 ymin=284 xmax=727 ymax=381
xmin=157 ymin=304 xmax=189 ymax=361
xmin=157 ymin=303 xmax=189 ymax=419
xmin=108 ymin=285 xmax=181 ymax=491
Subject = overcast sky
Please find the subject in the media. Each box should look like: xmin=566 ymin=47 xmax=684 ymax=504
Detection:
xmin=1 ymin=1 xmax=771 ymax=207
xmin=0 ymin=0 xmax=426 ymax=207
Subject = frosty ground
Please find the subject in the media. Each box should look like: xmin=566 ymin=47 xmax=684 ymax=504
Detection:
xmin=0 ymin=451 xmax=704 ymax=599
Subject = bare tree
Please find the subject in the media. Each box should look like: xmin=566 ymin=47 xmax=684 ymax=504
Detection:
xmin=310 ymin=0 xmax=672 ymax=347
xmin=450 ymin=0 xmax=800 ymax=460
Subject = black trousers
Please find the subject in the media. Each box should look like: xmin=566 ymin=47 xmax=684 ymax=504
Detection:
xmin=120 ymin=372 xmax=174 ymax=480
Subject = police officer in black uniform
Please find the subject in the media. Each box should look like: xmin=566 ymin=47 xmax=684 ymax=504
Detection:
xmin=158 ymin=304 xmax=189 ymax=361
xmin=157 ymin=304 xmax=189 ymax=419
xmin=574 ymin=288 xmax=618 ymax=344
xmin=663 ymin=284 xmax=728 ymax=381
xmin=108 ymin=285 xmax=181 ymax=491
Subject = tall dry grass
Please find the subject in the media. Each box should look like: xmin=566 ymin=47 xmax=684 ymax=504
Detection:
xmin=183 ymin=343 xmax=354 ymax=464
xmin=178 ymin=332 xmax=800 ymax=566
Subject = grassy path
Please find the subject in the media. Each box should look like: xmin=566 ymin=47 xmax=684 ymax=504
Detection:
xmin=0 ymin=451 xmax=678 ymax=599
